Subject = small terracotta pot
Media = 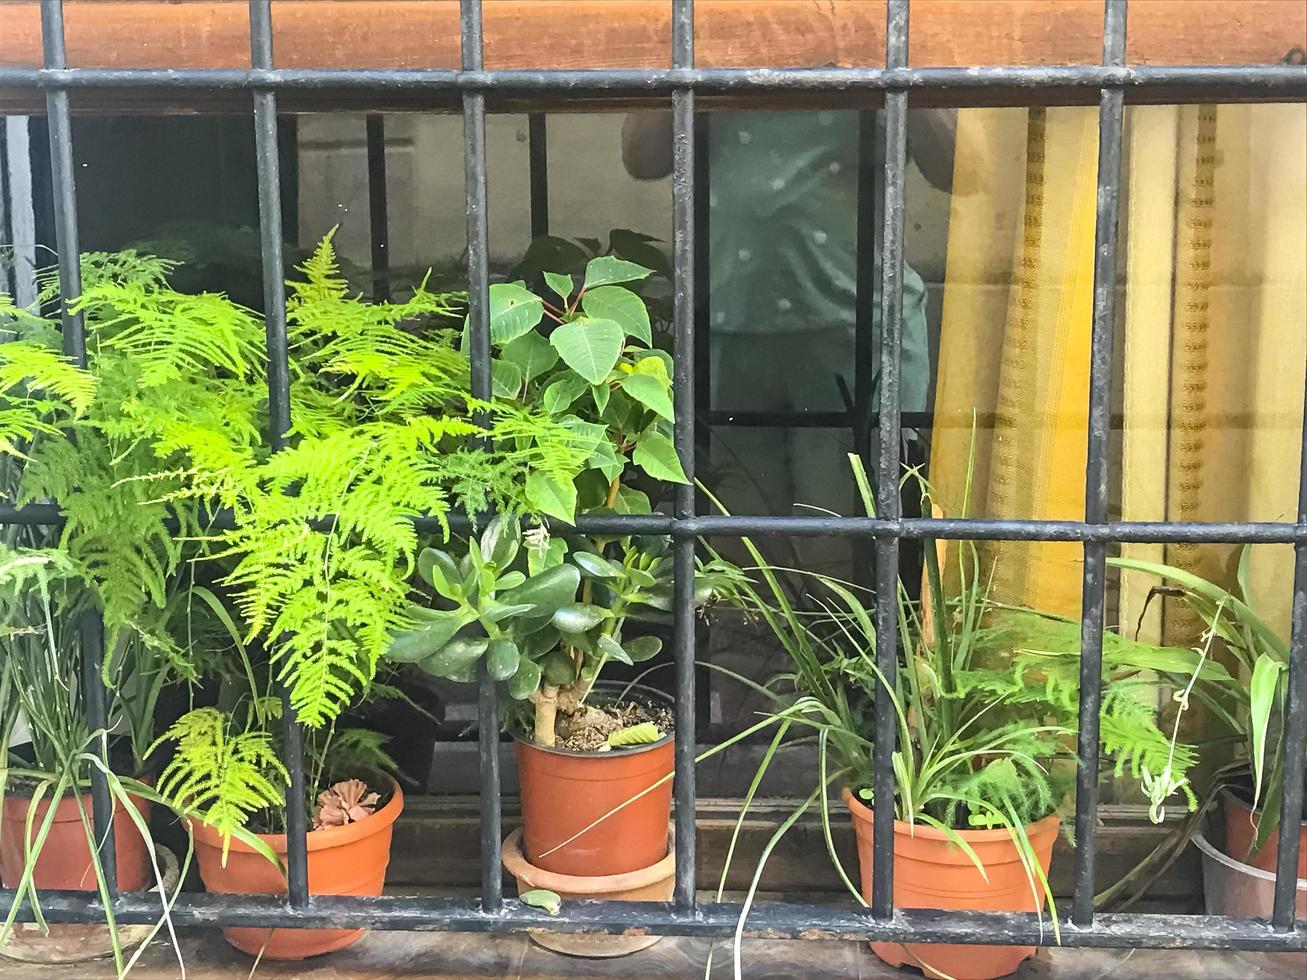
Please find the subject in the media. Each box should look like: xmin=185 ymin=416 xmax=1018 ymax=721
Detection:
xmin=191 ymin=779 xmax=403 ymax=960
xmin=1222 ymin=788 xmax=1307 ymax=878
xmin=0 ymin=789 xmax=151 ymax=892
xmin=515 ymin=682 xmax=674 ymax=877
xmin=845 ymin=788 xmax=1060 ymax=980
xmin=502 ymin=825 xmax=674 ymax=957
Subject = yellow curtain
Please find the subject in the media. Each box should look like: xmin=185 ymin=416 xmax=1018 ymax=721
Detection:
xmin=931 ymin=107 xmax=1099 ymax=617
xmin=931 ymin=103 xmax=1307 ymax=635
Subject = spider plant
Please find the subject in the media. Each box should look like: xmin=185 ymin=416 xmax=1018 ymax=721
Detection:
xmin=1098 ymin=549 xmax=1299 ymax=907
xmin=705 ymin=453 xmax=1202 ymax=971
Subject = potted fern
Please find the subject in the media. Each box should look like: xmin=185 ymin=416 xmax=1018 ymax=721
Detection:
xmin=0 ymin=263 xmax=257 ymax=968
xmin=385 ymin=257 xmax=737 ymax=955
xmin=711 ymin=458 xmax=1201 ymax=980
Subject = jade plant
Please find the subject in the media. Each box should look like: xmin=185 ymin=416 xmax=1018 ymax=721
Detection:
xmin=386 ymin=255 xmax=736 ymax=747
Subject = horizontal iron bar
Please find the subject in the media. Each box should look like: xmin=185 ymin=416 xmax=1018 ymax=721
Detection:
xmin=0 ymin=503 xmax=1301 ymax=544
xmin=0 ymin=65 xmax=1303 ymax=96
xmin=1 ymin=891 xmax=1302 ymax=951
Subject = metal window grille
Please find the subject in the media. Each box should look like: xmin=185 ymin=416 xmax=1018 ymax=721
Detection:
xmin=1 ymin=0 xmax=1305 ymax=955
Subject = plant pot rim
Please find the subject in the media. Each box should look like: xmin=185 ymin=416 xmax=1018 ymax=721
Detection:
xmin=190 ymin=776 xmax=404 ymax=855
xmin=842 ymin=786 xmax=1060 ymax=842
xmin=1193 ymin=828 xmax=1307 ymax=888
xmin=1221 ymin=785 xmax=1307 ymax=827
xmin=511 ymin=680 xmax=675 ymax=759
xmin=501 ymin=826 xmax=674 ymax=893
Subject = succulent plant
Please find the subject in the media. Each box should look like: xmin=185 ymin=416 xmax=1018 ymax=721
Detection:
xmin=313 ymin=779 xmax=381 ymax=830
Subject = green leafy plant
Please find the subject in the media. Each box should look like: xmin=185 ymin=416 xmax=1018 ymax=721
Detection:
xmin=388 ymin=254 xmax=739 ymax=746
xmin=1096 ymin=551 xmax=1300 ymax=907
xmin=705 ymin=452 xmax=1202 ymax=954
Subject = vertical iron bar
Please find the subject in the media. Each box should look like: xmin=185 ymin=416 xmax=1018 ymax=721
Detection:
xmin=527 ymin=113 xmax=549 ymax=240
xmin=248 ymin=0 xmax=310 ymax=908
xmin=852 ymin=109 xmax=880 ymax=593
xmin=1072 ymin=0 xmax=1127 ymax=928
xmin=366 ymin=114 xmax=390 ymax=302
xmin=460 ymin=0 xmax=503 ymax=915
xmin=671 ymin=0 xmax=698 ymax=913
xmin=871 ymin=0 xmax=909 ymax=921
xmin=1272 ymin=376 xmax=1307 ymax=927
xmin=40 ymin=0 xmax=118 ymax=894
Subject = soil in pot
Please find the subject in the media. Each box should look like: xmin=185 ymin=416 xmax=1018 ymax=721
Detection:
xmin=516 ymin=682 xmax=674 ymax=878
xmin=1222 ymin=787 xmax=1307 ymax=878
xmin=845 ymin=788 xmax=1059 ymax=980
xmin=0 ymin=786 xmax=152 ymax=893
xmin=191 ymin=778 xmax=403 ymax=960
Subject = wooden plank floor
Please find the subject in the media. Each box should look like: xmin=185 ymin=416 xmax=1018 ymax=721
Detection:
xmin=0 ymin=928 xmax=1298 ymax=979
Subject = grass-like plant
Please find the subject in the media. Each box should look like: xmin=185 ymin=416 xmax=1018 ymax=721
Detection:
xmin=1097 ymin=550 xmax=1299 ymax=907
xmin=704 ymin=451 xmax=1203 ymax=971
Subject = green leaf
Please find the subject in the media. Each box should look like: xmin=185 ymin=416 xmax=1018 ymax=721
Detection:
xmin=597 ymin=633 xmax=633 ymax=665
xmin=581 ymin=285 xmax=652 ymax=346
xmin=542 ymin=372 xmax=589 ymax=414
xmin=614 ymin=486 xmax=652 ymax=515
xmin=624 ymin=635 xmax=663 ymax=663
xmin=608 ymin=723 xmax=662 ymax=747
xmin=486 ymin=282 xmax=544 ymax=344
xmin=542 ymin=650 xmax=577 ymax=685
xmin=592 ymin=382 xmax=611 ymax=414
xmin=526 ymin=536 xmax=568 ymax=577
xmin=543 ymin=272 xmax=574 ymax=303
xmin=582 ymin=255 xmax=653 ymax=290
xmin=500 ymin=563 xmax=581 ymax=619
xmin=507 ymin=656 xmax=543 ymax=700
xmin=481 ymin=514 xmax=521 ymax=569
xmin=500 ymin=330 xmax=559 ymax=383
xmin=491 ymin=358 xmax=524 ymax=398
xmin=526 ymin=470 xmax=577 ymax=522
xmin=387 ymin=608 xmax=475 ymax=663
xmin=519 ymin=888 xmax=562 ymax=914
xmin=619 ymin=372 xmax=673 ymax=421
xmin=418 ymin=548 xmax=462 ymax=599
xmin=421 ymin=636 xmax=489 ymax=680
xmin=486 ymin=638 xmax=522 ymax=681
xmin=552 ymin=603 xmax=608 ymax=633
xmin=588 ymin=438 xmax=623 ymax=483
xmin=548 ymin=318 xmax=624 ymax=385
xmin=632 ymin=431 xmax=688 ymax=483
xmin=1249 ymin=654 xmax=1285 ymax=808
xmin=572 ymin=552 xmax=621 ymax=579
xmin=483 ymin=602 xmax=537 ymax=623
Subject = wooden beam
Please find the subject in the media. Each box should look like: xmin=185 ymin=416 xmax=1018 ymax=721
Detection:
xmin=0 ymin=0 xmax=1302 ymax=114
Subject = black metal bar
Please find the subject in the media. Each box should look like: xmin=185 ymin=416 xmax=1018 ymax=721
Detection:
xmin=1272 ymin=360 xmax=1307 ymax=927
xmin=460 ymin=0 xmax=503 ymax=917
xmin=248 ymin=0 xmax=310 ymax=909
xmin=527 ymin=113 xmax=549 ymax=240
xmin=366 ymin=114 xmax=390 ymax=302
xmin=852 ymin=109 xmax=879 ymax=466
xmin=869 ymin=0 xmax=909 ymax=921
xmin=1072 ymin=0 xmax=1128 ymax=929
xmin=670 ymin=0 xmax=698 ymax=915
xmin=0 ymin=890 xmax=1303 ymax=951
xmin=38 ymin=0 xmax=118 ymax=896
xmin=1 ymin=64 xmax=1303 ymax=97
xmin=3 ymin=502 xmax=1306 ymax=546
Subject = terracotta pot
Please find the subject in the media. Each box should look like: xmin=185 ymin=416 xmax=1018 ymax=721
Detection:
xmin=0 ymin=788 xmax=151 ymax=892
xmin=502 ymin=825 xmax=674 ymax=957
xmin=1222 ymin=788 xmax=1307 ymax=878
xmin=515 ymin=682 xmax=674 ymax=877
xmin=844 ymin=788 xmax=1060 ymax=980
xmin=191 ymin=779 xmax=403 ymax=960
